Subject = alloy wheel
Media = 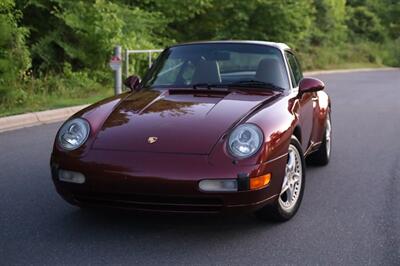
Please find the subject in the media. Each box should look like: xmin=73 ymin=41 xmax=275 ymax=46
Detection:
xmin=326 ymin=115 xmax=332 ymax=157
xmin=279 ymin=144 xmax=303 ymax=211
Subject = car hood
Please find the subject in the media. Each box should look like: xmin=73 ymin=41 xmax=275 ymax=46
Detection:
xmin=91 ymin=88 xmax=280 ymax=154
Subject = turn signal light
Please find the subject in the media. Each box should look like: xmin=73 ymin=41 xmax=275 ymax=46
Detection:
xmin=250 ymin=174 xmax=271 ymax=190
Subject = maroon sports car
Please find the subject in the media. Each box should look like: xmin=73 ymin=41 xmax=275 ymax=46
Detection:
xmin=51 ymin=41 xmax=331 ymax=221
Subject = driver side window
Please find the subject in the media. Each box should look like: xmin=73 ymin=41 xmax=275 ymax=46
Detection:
xmin=286 ymin=52 xmax=303 ymax=87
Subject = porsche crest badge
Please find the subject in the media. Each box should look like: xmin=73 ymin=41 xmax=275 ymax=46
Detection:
xmin=147 ymin=137 xmax=158 ymax=144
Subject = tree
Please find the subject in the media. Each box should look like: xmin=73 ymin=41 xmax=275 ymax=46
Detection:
xmin=18 ymin=0 xmax=168 ymax=74
xmin=312 ymin=0 xmax=347 ymax=45
xmin=347 ymin=0 xmax=400 ymax=40
xmin=346 ymin=6 xmax=386 ymax=42
xmin=148 ymin=0 xmax=314 ymax=50
xmin=0 ymin=0 xmax=30 ymax=103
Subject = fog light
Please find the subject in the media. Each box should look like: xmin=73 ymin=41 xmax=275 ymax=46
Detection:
xmin=58 ymin=169 xmax=85 ymax=184
xmin=250 ymin=174 xmax=271 ymax=190
xmin=199 ymin=179 xmax=238 ymax=192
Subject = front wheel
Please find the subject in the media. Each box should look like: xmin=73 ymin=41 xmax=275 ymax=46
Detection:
xmin=255 ymin=136 xmax=306 ymax=222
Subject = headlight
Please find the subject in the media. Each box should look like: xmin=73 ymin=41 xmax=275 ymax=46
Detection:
xmin=58 ymin=118 xmax=90 ymax=150
xmin=228 ymin=124 xmax=263 ymax=159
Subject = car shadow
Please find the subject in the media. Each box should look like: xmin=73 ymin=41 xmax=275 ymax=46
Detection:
xmin=60 ymin=207 xmax=278 ymax=237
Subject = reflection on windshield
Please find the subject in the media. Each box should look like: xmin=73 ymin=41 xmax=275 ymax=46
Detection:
xmin=141 ymin=43 xmax=290 ymax=90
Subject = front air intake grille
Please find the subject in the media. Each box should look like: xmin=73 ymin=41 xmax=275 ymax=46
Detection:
xmin=73 ymin=193 xmax=223 ymax=213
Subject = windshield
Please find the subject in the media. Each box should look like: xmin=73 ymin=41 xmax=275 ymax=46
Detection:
xmin=140 ymin=43 xmax=290 ymax=90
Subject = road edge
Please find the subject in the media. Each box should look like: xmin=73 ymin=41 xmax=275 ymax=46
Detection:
xmin=0 ymin=105 xmax=89 ymax=133
xmin=0 ymin=67 xmax=398 ymax=133
xmin=304 ymin=67 xmax=398 ymax=76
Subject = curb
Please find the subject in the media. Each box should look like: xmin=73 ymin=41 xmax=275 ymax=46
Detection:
xmin=304 ymin=67 xmax=397 ymax=76
xmin=0 ymin=67 xmax=398 ymax=133
xmin=0 ymin=105 xmax=88 ymax=133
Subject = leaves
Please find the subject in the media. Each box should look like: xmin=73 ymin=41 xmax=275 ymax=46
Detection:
xmin=1 ymin=0 xmax=400 ymax=108
xmin=0 ymin=0 xmax=30 ymax=95
xmin=18 ymin=0 xmax=168 ymax=73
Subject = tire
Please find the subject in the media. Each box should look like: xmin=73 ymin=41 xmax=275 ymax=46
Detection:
xmin=255 ymin=136 xmax=306 ymax=222
xmin=307 ymin=113 xmax=331 ymax=166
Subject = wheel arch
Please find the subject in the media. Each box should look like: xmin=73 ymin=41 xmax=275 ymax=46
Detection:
xmin=292 ymin=125 xmax=302 ymax=144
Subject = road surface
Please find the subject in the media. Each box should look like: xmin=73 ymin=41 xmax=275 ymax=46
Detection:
xmin=1 ymin=69 xmax=399 ymax=265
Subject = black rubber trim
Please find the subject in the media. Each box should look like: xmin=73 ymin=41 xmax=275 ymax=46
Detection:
xmin=237 ymin=173 xmax=250 ymax=191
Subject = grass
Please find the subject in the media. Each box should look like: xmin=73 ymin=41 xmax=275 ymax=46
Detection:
xmin=0 ymin=70 xmax=114 ymax=117
xmin=306 ymin=62 xmax=385 ymax=71
xmin=0 ymin=92 xmax=112 ymax=117
xmin=298 ymin=41 xmax=399 ymax=71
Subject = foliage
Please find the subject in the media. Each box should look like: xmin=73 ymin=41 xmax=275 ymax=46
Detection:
xmin=0 ymin=69 xmax=113 ymax=115
xmin=312 ymin=0 xmax=347 ymax=45
xmin=380 ymin=38 xmax=400 ymax=67
xmin=18 ymin=0 xmax=167 ymax=74
xmin=119 ymin=0 xmax=213 ymax=37
xmin=0 ymin=0 xmax=31 ymax=104
xmin=298 ymin=42 xmax=382 ymax=70
xmin=142 ymin=0 xmax=315 ymax=49
xmin=347 ymin=0 xmax=400 ymax=40
xmin=218 ymin=0 xmax=314 ymax=48
xmin=1 ymin=0 xmax=400 ymax=116
xmin=346 ymin=6 xmax=386 ymax=42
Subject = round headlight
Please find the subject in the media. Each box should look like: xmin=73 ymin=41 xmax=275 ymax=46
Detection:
xmin=228 ymin=124 xmax=263 ymax=159
xmin=58 ymin=118 xmax=90 ymax=151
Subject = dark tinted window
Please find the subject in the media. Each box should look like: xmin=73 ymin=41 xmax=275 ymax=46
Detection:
xmin=141 ymin=43 xmax=290 ymax=90
xmin=286 ymin=52 xmax=303 ymax=87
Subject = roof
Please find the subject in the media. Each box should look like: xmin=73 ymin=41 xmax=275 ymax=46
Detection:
xmin=170 ymin=40 xmax=291 ymax=51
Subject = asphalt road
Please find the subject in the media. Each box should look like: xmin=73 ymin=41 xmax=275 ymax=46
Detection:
xmin=1 ymin=69 xmax=399 ymax=265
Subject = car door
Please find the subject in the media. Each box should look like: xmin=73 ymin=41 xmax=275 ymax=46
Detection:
xmin=286 ymin=52 xmax=314 ymax=152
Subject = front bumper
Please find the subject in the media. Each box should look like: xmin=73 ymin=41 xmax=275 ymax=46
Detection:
xmin=51 ymin=150 xmax=286 ymax=214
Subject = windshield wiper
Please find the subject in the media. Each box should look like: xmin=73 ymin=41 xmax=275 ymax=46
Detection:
xmin=192 ymin=83 xmax=228 ymax=90
xmin=192 ymin=81 xmax=284 ymax=92
xmin=228 ymin=80 xmax=285 ymax=92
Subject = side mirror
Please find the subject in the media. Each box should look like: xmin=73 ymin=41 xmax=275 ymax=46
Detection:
xmin=124 ymin=75 xmax=141 ymax=91
xmin=299 ymin=77 xmax=325 ymax=94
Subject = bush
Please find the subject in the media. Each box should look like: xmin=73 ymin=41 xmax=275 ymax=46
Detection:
xmin=0 ymin=0 xmax=30 ymax=104
xmin=347 ymin=6 xmax=386 ymax=42
xmin=297 ymin=41 xmax=387 ymax=70
xmin=380 ymin=38 xmax=400 ymax=66
xmin=24 ymin=0 xmax=168 ymax=74
xmin=312 ymin=0 xmax=347 ymax=46
xmin=0 ymin=70 xmax=112 ymax=116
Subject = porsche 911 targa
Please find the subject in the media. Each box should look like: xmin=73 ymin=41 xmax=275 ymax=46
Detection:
xmin=51 ymin=41 xmax=331 ymax=221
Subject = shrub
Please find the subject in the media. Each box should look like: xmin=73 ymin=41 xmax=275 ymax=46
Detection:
xmin=24 ymin=0 xmax=168 ymax=75
xmin=347 ymin=6 xmax=386 ymax=42
xmin=0 ymin=0 xmax=30 ymax=104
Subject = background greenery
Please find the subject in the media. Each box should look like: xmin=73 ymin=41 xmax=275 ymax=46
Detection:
xmin=1 ymin=0 xmax=399 ymax=116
